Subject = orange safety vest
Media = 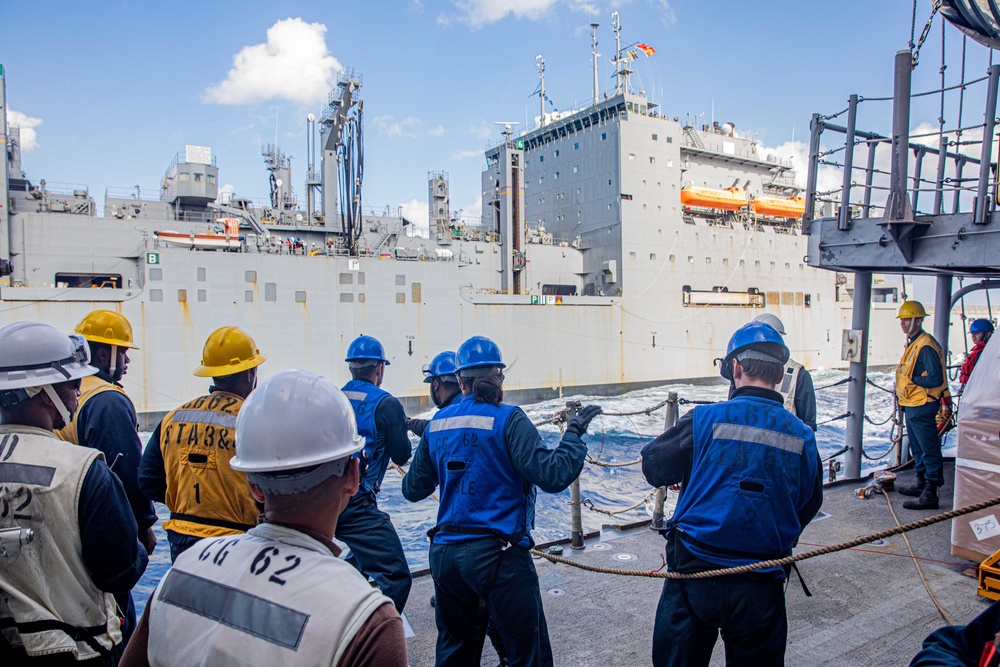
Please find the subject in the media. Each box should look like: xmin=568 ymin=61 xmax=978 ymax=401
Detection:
xmin=159 ymin=391 xmax=258 ymax=539
xmin=55 ymin=374 xmax=132 ymax=445
xmin=895 ymin=332 xmax=948 ymax=407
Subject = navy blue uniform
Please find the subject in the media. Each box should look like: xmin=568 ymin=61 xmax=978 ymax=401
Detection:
xmin=337 ymin=379 xmax=412 ymax=613
xmin=911 ymin=599 xmax=1000 ymax=666
xmin=641 ymin=386 xmax=822 ymax=667
xmin=403 ymin=394 xmax=587 ymax=667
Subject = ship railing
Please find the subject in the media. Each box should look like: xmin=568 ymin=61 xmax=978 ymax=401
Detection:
xmin=802 ymin=65 xmax=998 ymax=233
xmin=36 ymin=181 xmax=90 ymax=197
xmin=105 ymin=186 xmax=162 ymax=203
xmin=392 ymin=373 xmax=921 ymax=565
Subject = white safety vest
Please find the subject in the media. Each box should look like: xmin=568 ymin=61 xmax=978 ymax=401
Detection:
xmin=148 ymin=523 xmax=390 ymax=667
xmin=777 ymin=360 xmax=803 ymax=416
xmin=0 ymin=425 xmax=122 ymax=660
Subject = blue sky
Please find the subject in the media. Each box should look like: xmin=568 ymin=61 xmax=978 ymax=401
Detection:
xmin=2 ymin=0 xmax=995 ymax=249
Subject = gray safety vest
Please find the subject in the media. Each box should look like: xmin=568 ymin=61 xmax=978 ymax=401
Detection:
xmin=148 ymin=523 xmax=390 ymax=666
xmin=777 ymin=360 xmax=803 ymax=416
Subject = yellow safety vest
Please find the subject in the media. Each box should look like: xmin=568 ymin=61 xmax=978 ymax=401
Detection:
xmin=159 ymin=391 xmax=258 ymax=538
xmin=55 ymin=374 xmax=131 ymax=445
xmin=895 ymin=332 xmax=948 ymax=407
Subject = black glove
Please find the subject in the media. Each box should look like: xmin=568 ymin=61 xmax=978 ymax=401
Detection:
xmin=566 ymin=405 xmax=602 ymax=437
xmin=407 ymin=418 xmax=429 ymax=437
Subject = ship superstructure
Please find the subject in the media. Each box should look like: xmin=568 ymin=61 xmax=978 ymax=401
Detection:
xmin=0 ymin=29 xmax=904 ymax=427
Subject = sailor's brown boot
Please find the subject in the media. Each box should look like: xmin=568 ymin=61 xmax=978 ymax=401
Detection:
xmin=897 ymin=474 xmax=926 ymax=497
xmin=903 ymin=482 xmax=939 ymax=510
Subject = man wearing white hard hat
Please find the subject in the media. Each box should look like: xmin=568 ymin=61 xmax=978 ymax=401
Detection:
xmin=751 ymin=313 xmax=817 ymax=431
xmin=122 ymin=370 xmax=407 ymax=667
xmin=0 ymin=322 xmax=147 ymax=665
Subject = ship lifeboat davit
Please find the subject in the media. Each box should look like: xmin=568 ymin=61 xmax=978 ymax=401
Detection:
xmin=679 ymin=185 xmax=749 ymax=211
xmin=751 ymin=196 xmax=806 ymax=219
xmin=155 ymin=219 xmax=242 ymax=250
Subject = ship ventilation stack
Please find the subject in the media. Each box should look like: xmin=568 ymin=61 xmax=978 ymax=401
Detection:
xmin=160 ymin=145 xmax=219 ymax=213
xmin=493 ymin=140 xmax=526 ymax=294
xmin=262 ymin=144 xmax=297 ymax=214
xmin=428 ymin=171 xmax=451 ymax=246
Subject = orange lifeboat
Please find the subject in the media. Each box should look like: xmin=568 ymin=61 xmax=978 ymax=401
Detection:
xmin=680 ymin=185 xmax=749 ymax=211
xmin=751 ymin=196 xmax=806 ymax=219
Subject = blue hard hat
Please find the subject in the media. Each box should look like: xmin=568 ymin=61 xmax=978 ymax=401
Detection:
xmin=970 ymin=318 xmax=995 ymax=334
xmin=423 ymin=351 xmax=458 ymax=383
xmin=456 ymin=336 xmax=505 ymax=372
xmin=345 ymin=335 xmax=390 ymax=365
xmin=720 ymin=322 xmax=789 ymax=380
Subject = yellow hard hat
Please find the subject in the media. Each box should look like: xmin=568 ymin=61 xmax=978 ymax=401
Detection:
xmin=74 ymin=310 xmax=139 ymax=349
xmin=896 ymin=300 xmax=928 ymax=319
xmin=194 ymin=326 xmax=266 ymax=377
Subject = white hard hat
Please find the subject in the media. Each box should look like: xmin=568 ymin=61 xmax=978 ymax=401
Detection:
xmin=0 ymin=322 xmax=97 ymax=395
xmin=231 ymin=370 xmax=365 ymax=491
xmin=752 ymin=313 xmax=786 ymax=336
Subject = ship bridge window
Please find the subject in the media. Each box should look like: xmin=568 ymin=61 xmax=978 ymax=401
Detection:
xmin=179 ymin=173 xmax=190 ymax=182
xmin=208 ymin=174 xmax=216 ymax=185
xmin=542 ymin=284 xmax=576 ymax=296
xmin=54 ymin=273 xmax=123 ymax=289
xmin=194 ymin=173 xmax=203 ymax=183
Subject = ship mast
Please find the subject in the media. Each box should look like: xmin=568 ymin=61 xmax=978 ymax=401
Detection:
xmin=611 ymin=11 xmax=632 ymax=95
xmin=591 ymin=23 xmax=600 ymax=105
xmin=536 ymin=54 xmax=547 ymax=127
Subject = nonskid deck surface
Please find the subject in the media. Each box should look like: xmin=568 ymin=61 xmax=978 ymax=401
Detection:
xmin=402 ymin=462 xmax=991 ymax=666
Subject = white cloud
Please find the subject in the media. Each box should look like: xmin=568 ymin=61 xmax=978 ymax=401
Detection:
xmin=470 ymin=120 xmax=493 ymax=140
xmin=7 ymin=109 xmax=43 ymax=152
xmin=400 ymin=198 xmax=430 ymax=236
xmin=202 ymin=18 xmax=341 ymax=106
xmin=452 ymin=148 xmax=483 ymax=160
xmin=216 ymin=183 xmax=236 ymax=205
xmin=373 ymin=114 xmax=445 ymax=138
xmin=440 ymin=0 xmax=671 ymax=28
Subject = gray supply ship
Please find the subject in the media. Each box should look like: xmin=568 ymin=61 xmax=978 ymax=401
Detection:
xmin=0 ymin=23 xmax=906 ymax=427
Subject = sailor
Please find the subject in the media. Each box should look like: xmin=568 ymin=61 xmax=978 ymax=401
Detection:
xmin=959 ymin=318 xmax=994 ymax=388
xmin=641 ymin=322 xmax=822 ymax=667
xmin=0 ymin=322 xmax=147 ymax=665
xmin=138 ymin=326 xmax=266 ymax=561
xmin=120 ymin=370 xmax=408 ymax=667
xmin=894 ymin=300 xmax=949 ymax=510
xmin=402 ymin=335 xmax=600 ymax=666
xmin=910 ymin=598 xmax=1000 ymax=666
xmin=752 ymin=313 xmax=817 ymax=431
xmin=338 ymin=335 xmax=412 ymax=612
xmin=55 ymin=309 xmax=157 ymax=644
xmin=406 ymin=350 xmax=462 ymax=437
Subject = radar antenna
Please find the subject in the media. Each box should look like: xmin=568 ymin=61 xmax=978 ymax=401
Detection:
xmin=494 ymin=121 xmax=520 ymax=145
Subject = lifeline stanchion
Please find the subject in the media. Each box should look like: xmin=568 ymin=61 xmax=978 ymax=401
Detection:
xmin=650 ymin=391 xmax=677 ymax=531
xmin=565 ymin=401 xmax=585 ymax=550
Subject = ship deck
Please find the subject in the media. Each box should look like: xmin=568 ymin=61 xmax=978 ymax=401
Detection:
xmin=402 ymin=461 xmax=993 ymax=666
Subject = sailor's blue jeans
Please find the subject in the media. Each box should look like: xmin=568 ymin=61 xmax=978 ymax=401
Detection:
xmin=653 ymin=574 xmax=787 ymax=667
xmin=904 ymin=401 xmax=944 ymax=486
xmin=429 ymin=538 xmax=552 ymax=667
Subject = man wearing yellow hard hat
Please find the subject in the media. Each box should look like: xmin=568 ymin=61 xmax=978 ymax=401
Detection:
xmin=56 ymin=309 xmax=156 ymax=646
xmin=139 ymin=326 xmax=266 ymax=562
xmin=895 ymin=300 xmax=949 ymax=510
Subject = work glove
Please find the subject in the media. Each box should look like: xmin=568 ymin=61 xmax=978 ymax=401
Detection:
xmin=566 ymin=405 xmax=602 ymax=437
xmin=407 ymin=418 xmax=429 ymax=437
xmin=936 ymin=409 xmax=954 ymax=435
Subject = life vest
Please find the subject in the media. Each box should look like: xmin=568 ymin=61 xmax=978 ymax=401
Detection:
xmin=158 ymin=391 xmax=258 ymax=539
xmin=54 ymin=374 xmax=132 ymax=445
xmin=777 ymin=360 xmax=803 ymax=416
xmin=0 ymin=425 xmax=122 ymax=660
xmin=669 ymin=395 xmax=819 ymax=576
xmin=341 ymin=379 xmax=391 ymax=494
xmin=425 ymin=394 xmax=533 ymax=547
xmin=895 ymin=332 xmax=948 ymax=407
xmin=147 ymin=524 xmax=390 ymax=667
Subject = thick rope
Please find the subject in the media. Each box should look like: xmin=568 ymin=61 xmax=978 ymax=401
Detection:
xmin=530 ymin=494 xmax=1000 ymax=579
xmin=883 ymin=491 xmax=955 ymax=624
xmin=585 ymin=455 xmax=642 ymax=468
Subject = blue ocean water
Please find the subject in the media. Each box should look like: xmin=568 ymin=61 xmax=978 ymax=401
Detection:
xmin=132 ymin=369 xmax=917 ymax=613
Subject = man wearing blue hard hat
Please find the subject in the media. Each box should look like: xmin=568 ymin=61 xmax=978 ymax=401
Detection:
xmin=641 ymin=322 xmax=823 ymax=667
xmin=402 ymin=335 xmax=601 ymax=666
xmin=406 ymin=351 xmax=462 ymax=437
xmin=959 ymin=318 xmax=994 ymax=388
xmin=338 ymin=335 xmax=412 ymax=613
